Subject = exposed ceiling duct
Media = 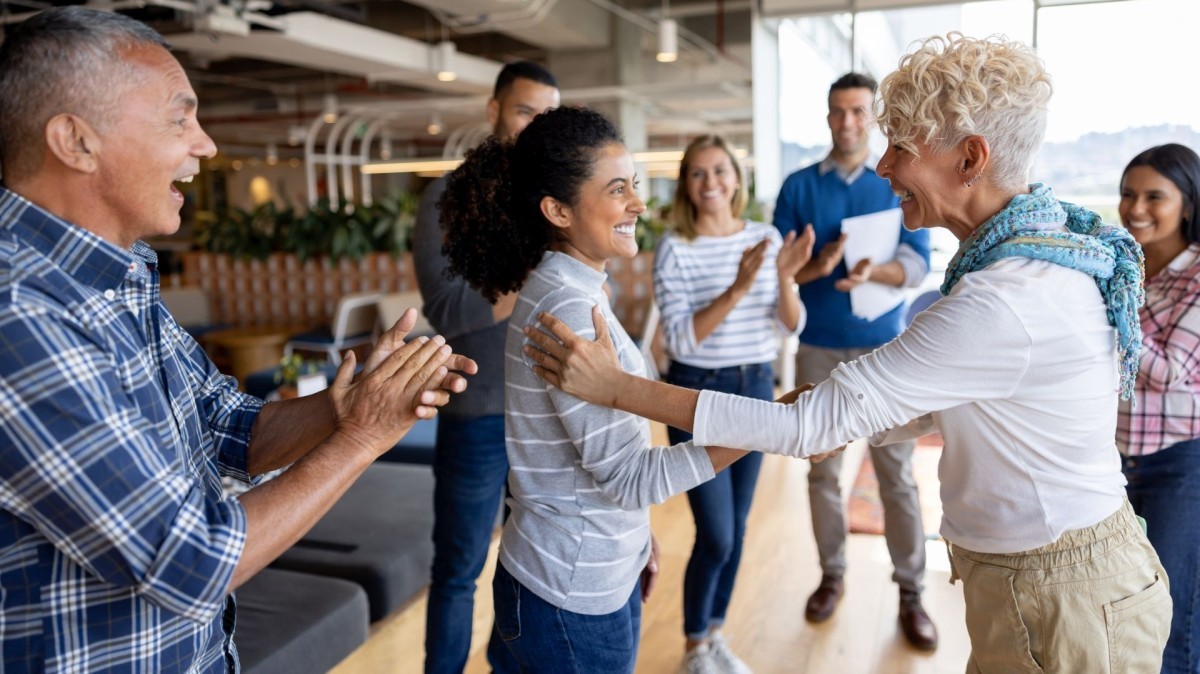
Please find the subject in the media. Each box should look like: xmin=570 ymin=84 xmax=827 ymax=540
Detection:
xmin=404 ymin=0 xmax=612 ymax=49
xmin=166 ymin=11 xmax=504 ymax=95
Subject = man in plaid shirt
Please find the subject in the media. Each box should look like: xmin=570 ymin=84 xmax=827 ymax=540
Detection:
xmin=0 ymin=8 xmax=475 ymax=672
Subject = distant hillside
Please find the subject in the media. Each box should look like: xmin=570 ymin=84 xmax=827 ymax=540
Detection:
xmin=780 ymin=124 xmax=1200 ymax=203
xmin=1036 ymin=124 xmax=1200 ymax=197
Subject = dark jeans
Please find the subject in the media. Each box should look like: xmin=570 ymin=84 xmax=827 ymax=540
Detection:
xmin=665 ymin=360 xmax=773 ymax=639
xmin=492 ymin=561 xmax=642 ymax=674
xmin=1124 ymin=437 xmax=1200 ymax=674
xmin=425 ymin=414 xmax=516 ymax=674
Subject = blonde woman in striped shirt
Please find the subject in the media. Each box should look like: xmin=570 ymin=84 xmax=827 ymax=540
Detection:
xmin=655 ymin=135 xmax=812 ymax=674
xmin=1116 ymin=143 xmax=1200 ymax=674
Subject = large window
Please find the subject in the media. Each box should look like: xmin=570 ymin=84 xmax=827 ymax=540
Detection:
xmin=776 ymin=0 xmax=1200 ymax=276
xmin=1034 ymin=0 xmax=1200 ymax=221
xmin=778 ymin=1 xmax=1034 ymax=276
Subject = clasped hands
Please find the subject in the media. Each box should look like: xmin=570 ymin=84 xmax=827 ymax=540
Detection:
xmin=328 ymin=307 xmax=477 ymax=459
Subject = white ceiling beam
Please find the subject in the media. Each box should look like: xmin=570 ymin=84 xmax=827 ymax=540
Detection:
xmin=167 ymin=12 xmax=502 ymax=95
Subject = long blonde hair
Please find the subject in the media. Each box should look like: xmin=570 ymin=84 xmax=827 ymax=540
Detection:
xmin=671 ymin=134 xmax=747 ymax=240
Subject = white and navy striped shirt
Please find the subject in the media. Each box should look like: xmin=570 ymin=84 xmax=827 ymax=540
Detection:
xmin=654 ymin=221 xmax=802 ymax=368
xmin=501 ymin=251 xmax=715 ymax=614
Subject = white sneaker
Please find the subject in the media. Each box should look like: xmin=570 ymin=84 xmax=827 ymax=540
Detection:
xmin=680 ymin=643 xmax=722 ymax=674
xmin=708 ymin=633 xmax=753 ymax=674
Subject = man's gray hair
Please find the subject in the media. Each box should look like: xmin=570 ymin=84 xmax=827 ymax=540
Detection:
xmin=0 ymin=6 xmax=168 ymax=179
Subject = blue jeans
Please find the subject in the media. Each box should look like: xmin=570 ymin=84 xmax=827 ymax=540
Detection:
xmin=425 ymin=414 xmax=516 ymax=674
xmin=492 ymin=561 xmax=642 ymax=674
xmin=1124 ymin=437 xmax=1200 ymax=674
xmin=665 ymin=361 xmax=772 ymax=639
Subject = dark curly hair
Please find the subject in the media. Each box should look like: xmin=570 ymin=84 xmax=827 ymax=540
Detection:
xmin=439 ymin=106 xmax=623 ymax=302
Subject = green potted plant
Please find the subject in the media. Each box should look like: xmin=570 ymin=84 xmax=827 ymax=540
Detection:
xmin=273 ymin=353 xmax=322 ymax=399
xmin=635 ymin=196 xmax=670 ymax=251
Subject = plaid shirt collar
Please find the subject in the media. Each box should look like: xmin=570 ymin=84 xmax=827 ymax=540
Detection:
xmin=0 ymin=185 xmax=155 ymax=292
xmin=1158 ymin=242 xmax=1200 ymax=279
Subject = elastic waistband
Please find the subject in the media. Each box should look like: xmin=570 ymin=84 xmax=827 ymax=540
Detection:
xmin=950 ymin=500 xmax=1141 ymax=571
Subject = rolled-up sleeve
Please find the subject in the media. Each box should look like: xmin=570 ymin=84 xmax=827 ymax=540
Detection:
xmin=893 ymin=243 xmax=929 ymax=289
xmin=166 ymin=316 xmax=264 ymax=482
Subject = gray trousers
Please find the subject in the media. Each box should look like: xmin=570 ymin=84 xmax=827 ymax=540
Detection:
xmin=797 ymin=343 xmax=926 ymax=594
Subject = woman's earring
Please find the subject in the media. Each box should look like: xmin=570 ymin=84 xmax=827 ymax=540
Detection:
xmin=957 ymin=165 xmax=968 ymax=174
xmin=965 ymin=172 xmax=982 ymax=188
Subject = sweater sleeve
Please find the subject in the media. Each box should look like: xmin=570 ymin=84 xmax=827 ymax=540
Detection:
xmin=773 ymin=173 xmax=801 ymax=237
xmin=411 ymin=177 xmax=498 ymax=340
xmin=536 ymin=290 xmax=715 ymax=510
xmin=653 ymin=239 xmax=701 ymax=359
xmin=693 ymin=272 xmax=1033 ymax=456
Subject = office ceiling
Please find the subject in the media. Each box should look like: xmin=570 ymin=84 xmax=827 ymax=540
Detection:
xmin=0 ymin=0 xmax=756 ymax=162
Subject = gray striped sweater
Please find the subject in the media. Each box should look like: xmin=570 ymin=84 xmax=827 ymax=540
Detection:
xmin=500 ymin=251 xmax=715 ymax=615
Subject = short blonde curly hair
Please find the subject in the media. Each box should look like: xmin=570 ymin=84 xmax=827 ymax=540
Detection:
xmin=877 ymin=33 xmax=1052 ymax=191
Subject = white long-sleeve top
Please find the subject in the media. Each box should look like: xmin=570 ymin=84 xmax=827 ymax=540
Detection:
xmin=693 ymin=257 xmax=1127 ymax=553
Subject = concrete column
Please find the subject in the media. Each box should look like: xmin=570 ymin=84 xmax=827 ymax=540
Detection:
xmin=613 ymin=15 xmax=649 ymax=155
xmin=752 ymin=11 xmax=782 ymax=217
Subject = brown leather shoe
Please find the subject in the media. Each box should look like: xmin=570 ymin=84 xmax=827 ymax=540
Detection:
xmin=804 ymin=574 xmax=844 ymax=623
xmin=898 ymin=590 xmax=938 ymax=651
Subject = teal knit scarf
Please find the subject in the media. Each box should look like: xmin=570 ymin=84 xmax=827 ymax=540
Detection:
xmin=940 ymin=183 xmax=1145 ymax=400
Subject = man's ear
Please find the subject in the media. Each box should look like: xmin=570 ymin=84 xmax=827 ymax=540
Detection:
xmin=486 ymin=98 xmax=500 ymax=132
xmin=540 ymin=195 xmax=571 ymax=231
xmin=44 ymin=113 xmax=100 ymax=174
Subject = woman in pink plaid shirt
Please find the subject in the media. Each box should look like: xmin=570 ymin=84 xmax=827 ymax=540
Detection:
xmin=1117 ymin=143 xmax=1200 ymax=674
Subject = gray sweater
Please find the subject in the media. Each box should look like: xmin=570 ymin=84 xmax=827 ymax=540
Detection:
xmin=412 ymin=176 xmax=506 ymax=416
xmin=501 ymin=251 xmax=715 ymax=615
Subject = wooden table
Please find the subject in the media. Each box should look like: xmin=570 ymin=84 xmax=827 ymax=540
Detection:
xmin=203 ymin=326 xmax=295 ymax=387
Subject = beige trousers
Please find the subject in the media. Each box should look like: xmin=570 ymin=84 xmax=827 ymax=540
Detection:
xmin=948 ymin=500 xmax=1172 ymax=673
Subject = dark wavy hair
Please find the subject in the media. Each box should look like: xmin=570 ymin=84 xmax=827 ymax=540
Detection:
xmin=439 ymin=106 xmax=623 ymax=302
xmin=1122 ymin=143 xmax=1200 ymax=245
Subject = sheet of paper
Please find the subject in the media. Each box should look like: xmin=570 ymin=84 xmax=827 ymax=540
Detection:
xmin=840 ymin=208 xmax=906 ymax=322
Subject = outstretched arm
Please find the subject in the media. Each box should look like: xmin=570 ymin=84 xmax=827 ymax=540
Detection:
xmin=523 ymin=306 xmax=812 ymax=472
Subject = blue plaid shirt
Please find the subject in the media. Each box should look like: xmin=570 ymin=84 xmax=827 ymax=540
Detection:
xmin=0 ymin=187 xmax=263 ymax=673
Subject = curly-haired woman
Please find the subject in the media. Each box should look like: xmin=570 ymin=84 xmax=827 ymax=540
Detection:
xmin=439 ymin=106 xmax=787 ymax=674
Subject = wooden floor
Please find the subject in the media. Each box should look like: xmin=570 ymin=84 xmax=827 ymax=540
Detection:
xmin=330 ymin=433 xmax=971 ymax=674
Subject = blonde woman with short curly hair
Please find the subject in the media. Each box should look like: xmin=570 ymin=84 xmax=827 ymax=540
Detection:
xmin=524 ymin=33 xmax=1172 ymax=673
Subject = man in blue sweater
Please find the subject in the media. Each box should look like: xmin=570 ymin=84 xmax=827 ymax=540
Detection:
xmin=774 ymin=72 xmax=938 ymax=651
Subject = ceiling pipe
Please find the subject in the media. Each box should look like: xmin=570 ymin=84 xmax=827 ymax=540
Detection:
xmin=580 ymin=0 xmax=750 ymax=71
xmin=426 ymin=0 xmax=559 ymax=33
